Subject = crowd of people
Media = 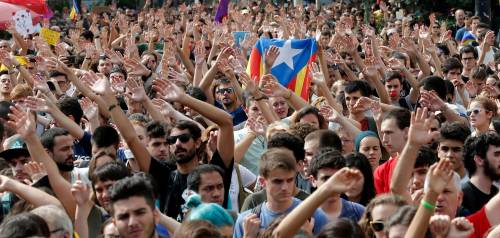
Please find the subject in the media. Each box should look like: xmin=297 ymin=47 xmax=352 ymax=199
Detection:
xmin=0 ymin=0 xmax=499 ymax=237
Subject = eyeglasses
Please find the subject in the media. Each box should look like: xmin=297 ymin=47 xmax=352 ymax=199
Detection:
xmin=216 ymin=87 xmax=234 ymax=94
xmin=167 ymin=133 xmax=192 ymax=144
xmin=467 ymin=108 xmax=486 ymax=116
xmin=370 ymin=220 xmax=385 ymax=232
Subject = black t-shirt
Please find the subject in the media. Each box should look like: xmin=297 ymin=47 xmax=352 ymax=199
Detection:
xmin=461 ymin=181 xmax=498 ymax=214
xmin=149 ymin=150 xmax=233 ymax=221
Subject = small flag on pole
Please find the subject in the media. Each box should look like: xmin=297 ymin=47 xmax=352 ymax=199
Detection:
xmin=214 ymin=0 xmax=230 ymax=23
xmin=69 ymin=0 xmax=79 ymax=21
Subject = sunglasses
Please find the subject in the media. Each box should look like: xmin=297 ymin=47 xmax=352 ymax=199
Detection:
xmin=370 ymin=220 xmax=385 ymax=232
xmin=466 ymin=108 xmax=486 ymax=116
xmin=216 ymin=87 xmax=234 ymax=94
xmin=167 ymin=133 xmax=192 ymax=144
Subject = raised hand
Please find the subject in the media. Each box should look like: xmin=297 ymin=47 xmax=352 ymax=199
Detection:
xmin=23 ymin=162 xmax=47 ymax=184
xmin=124 ymin=57 xmax=151 ymax=77
xmin=151 ymin=98 xmax=175 ymax=118
xmin=247 ymin=116 xmax=267 ymax=136
xmin=110 ymin=74 xmax=126 ymax=94
xmin=229 ymin=57 xmax=245 ymax=75
xmin=323 ymin=168 xmax=363 ymax=194
xmin=425 ymin=158 xmax=454 ymax=195
xmin=448 ymin=217 xmax=474 ymax=238
xmin=464 ymin=80 xmax=478 ymax=98
xmin=45 ymin=57 xmax=70 ymax=73
xmin=261 ymin=74 xmax=289 ymax=98
xmin=214 ymin=47 xmax=234 ymax=69
xmin=419 ymin=91 xmax=446 ymax=112
xmin=167 ymin=69 xmax=190 ymax=86
xmin=84 ymin=71 xmax=111 ymax=95
xmin=193 ymin=40 xmax=206 ymax=65
xmin=354 ymin=96 xmax=375 ymax=112
xmin=239 ymin=73 xmax=259 ymax=96
xmin=79 ymin=97 xmax=98 ymax=120
xmin=126 ymin=78 xmax=148 ymax=102
xmin=319 ymin=104 xmax=341 ymax=123
xmin=310 ymin=62 xmax=325 ymax=85
xmin=243 ymin=214 xmax=261 ymax=238
xmin=33 ymin=73 xmax=51 ymax=94
xmin=71 ymin=176 xmax=92 ymax=206
xmin=264 ymin=46 xmax=280 ymax=69
xmin=152 ymin=78 xmax=185 ymax=101
xmin=408 ymin=107 xmax=440 ymax=146
xmin=105 ymin=49 xmax=125 ymax=65
xmin=429 ymin=215 xmax=451 ymax=238
xmin=24 ymin=96 xmax=55 ymax=113
xmin=6 ymin=106 xmax=36 ymax=139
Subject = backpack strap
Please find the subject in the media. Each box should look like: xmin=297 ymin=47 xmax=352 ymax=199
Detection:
xmin=251 ymin=203 xmax=263 ymax=218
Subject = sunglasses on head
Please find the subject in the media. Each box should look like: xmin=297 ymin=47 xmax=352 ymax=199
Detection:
xmin=167 ymin=133 xmax=192 ymax=144
xmin=216 ymin=87 xmax=234 ymax=94
xmin=370 ymin=220 xmax=385 ymax=232
xmin=466 ymin=108 xmax=486 ymax=116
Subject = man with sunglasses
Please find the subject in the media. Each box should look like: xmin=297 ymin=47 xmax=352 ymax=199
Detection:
xmin=98 ymin=78 xmax=234 ymax=222
xmin=214 ymin=78 xmax=247 ymax=126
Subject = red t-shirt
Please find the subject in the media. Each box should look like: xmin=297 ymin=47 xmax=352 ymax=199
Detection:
xmin=466 ymin=206 xmax=490 ymax=238
xmin=373 ymin=156 xmax=398 ymax=194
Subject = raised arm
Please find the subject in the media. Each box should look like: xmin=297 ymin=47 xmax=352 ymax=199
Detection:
xmin=0 ymin=174 xmax=62 ymax=208
xmin=25 ymin=96 xmax=85 ymax=140
xmin=88 ymin=76 xmax=153 ymax=172
xmin=404 ymin=158 xmax=454 ymax=238
xmin=390 ymin=107 xmax=439 ymax=201
xmin=261 ymin=74 xmax=309 ymax=110
xmin=273 ymin=168 xmax=362 ymax=238
xmin=154 ymin=79 xmax=234 ymax=168
xmin=7 ymin=107 xmax=76 ymax=220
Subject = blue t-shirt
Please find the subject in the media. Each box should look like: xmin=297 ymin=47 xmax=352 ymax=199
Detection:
xmin=73 ymin=131 xmax=92 ymax=161
xmin=455 ymin=27 xmax=468 ymax=42
xmin=339 ymin=198 xmax=365 ymax=222
xmin=215 ymin=101 xmax=248 ymax=126
xmin=233 ymin=197 xmax=329 ymax=238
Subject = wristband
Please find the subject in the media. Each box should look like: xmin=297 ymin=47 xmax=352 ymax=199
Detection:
xmin=108 ymin=104 xmax=119 ymax=111
xmin=420 ymin=200 xmax=435 ymax=211
xmin=284 ymin=89 xmax=292 ymax=99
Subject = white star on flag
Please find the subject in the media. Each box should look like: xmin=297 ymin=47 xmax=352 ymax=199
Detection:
xmin=271 ymin=40 xmax=303 ymax=70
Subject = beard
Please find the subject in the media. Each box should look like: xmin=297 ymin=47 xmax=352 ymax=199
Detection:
xmin=173 ymin=147 xmax=196 ymax=164
xmin=57 ymin=158 xmax=74 ymax=172
xmin=484 ymin=158 xmax=500 ymax=181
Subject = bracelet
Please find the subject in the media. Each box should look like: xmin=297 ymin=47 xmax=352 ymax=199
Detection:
xmin=420 ymin=200 xmax=435 ymax=211
xmin=284 ymin=89 xmax=292 ymax=99
xmin=108 ymin=104 xmax=119 ymax=111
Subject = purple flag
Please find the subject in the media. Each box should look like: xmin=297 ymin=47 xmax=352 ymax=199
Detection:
xmin=214 ymin=0 xmax=230 ymax=23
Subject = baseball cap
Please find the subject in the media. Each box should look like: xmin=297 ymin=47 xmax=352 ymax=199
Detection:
xmin=0 ymin=134 xmax=29 ymax=161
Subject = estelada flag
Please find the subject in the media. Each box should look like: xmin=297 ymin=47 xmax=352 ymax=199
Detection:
xmin=69 ymin=0 xmax=79 ymax=21
xmin=247 ymin=38 xmax=318 ymax=100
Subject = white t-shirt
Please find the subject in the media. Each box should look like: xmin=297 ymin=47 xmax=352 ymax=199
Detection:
xmin=229 ymin=164 xmax=256 ymax=212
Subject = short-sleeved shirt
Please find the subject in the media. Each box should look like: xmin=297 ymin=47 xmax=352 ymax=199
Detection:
xmin=73 ymin=131 xmax=92 ymax=161
xmin=215 ymin=101 xmax=248 ymax=126
xmin=233 ymin=197 xmax=329 ymax=238
xmin=461 ymin=181 xmax=498 ymax=214
xmin=339 ymin=198 xmax=365 ymax=222
xmin=87 ymin=205 xmax=108 ymax=238
xmin=149 ymin=150 xmax=233 ymax=221
xmin=374 ymin=156 xmax=398 ymax=194
xmin=466 ymin=206 xmax=491 ymax=238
